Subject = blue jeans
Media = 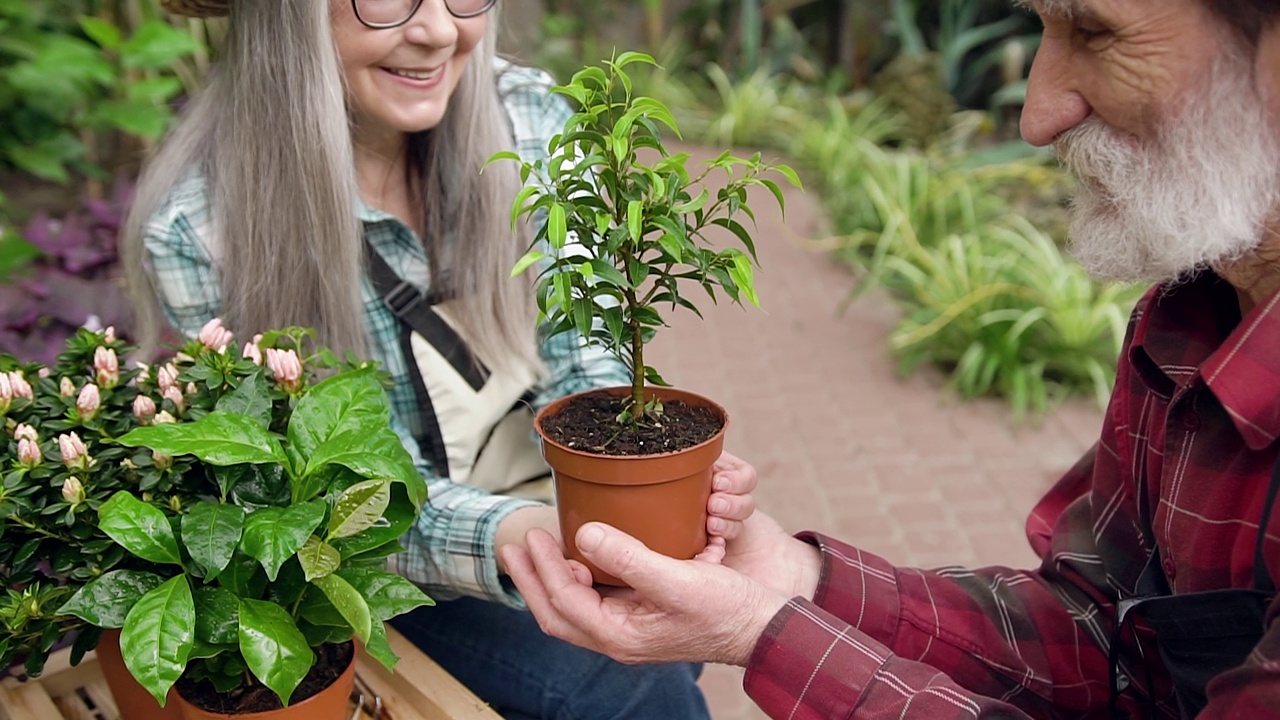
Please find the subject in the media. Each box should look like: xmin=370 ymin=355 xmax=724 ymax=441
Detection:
xmin=389 ymin=596 xmax=710 ymax=720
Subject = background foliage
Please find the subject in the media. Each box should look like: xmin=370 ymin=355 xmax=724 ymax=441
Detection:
xmin=1 ymin=0 xmax=1139 ymax=413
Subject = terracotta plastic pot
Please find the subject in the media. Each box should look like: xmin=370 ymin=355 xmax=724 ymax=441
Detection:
xmin=97 ymin=629 xmax=182 ymax=720
xmin=174 ymin=648 xmax=355 ymax=720
xmin=535 ymin=386 xmax=728 ymax=586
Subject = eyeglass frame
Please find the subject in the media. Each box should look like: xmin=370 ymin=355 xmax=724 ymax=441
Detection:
xmin=351 ymin=0 xmax=497 ymax=28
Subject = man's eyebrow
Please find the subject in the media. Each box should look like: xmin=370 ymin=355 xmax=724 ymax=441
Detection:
xmin=1012 ymin=0 xmax=1084 ymax=20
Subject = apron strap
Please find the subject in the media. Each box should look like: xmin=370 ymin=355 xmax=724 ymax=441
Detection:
xmin=364 ymin=241 xmax=489 ymax=478
xmin=1252 ymin=458 xmax=1280 ymax=593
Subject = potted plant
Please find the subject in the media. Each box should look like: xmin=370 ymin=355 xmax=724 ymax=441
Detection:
xmin=491 ymin=53 xmax=800 ymax=584
xmin=0 ymin=326 xmax=193 ymax=718
xmin=55 ymin=323 xmax=433 ymax=719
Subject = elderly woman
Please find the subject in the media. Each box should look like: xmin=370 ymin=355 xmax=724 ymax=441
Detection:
xmin=122 ymin=1 xmax=759 ymax=717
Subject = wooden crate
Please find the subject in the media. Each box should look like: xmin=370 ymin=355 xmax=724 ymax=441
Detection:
xmin=0 ymin=627 xmax=500 ymax=720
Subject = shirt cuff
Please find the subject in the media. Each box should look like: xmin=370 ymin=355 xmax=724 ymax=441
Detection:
xmin=744 ymin=598 xmax=891 ymax=719
xmin=796 ymin=532 xmax=903 ymax=646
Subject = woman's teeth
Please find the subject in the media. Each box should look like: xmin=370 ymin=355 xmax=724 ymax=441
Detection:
xmin=388 ymin=67 xmax=442 ymax=81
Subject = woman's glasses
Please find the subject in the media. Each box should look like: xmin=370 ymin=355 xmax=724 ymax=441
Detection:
xmin=353 ymin=0 xmax=497 ymax=28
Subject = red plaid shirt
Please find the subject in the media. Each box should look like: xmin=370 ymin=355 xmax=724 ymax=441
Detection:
xmin=745 ymin=274 xmax=1280 ymax=719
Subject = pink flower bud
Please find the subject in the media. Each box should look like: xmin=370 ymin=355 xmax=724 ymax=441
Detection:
xmin=61 ymin=477 xmax=85 ymax=505
xmin=157 ymin=363 xmax=179 ymax=393
xmin=162 ymin=385 xmax=185 ymax=412
xmin=37 ymin=367 xmax=49 ymax=378
xmin=242 ymin=334 xmax=264 ymax=365
xmin=186 ymin=382 xmax=198 ymax=396
xmin=59 ymin=377 xmax=75 ymax=397
xmin=17 ymin=438 xmax=41 ymax=468
xmin=133 ymin=395 xmax=157 ymax=423
xmin=266 ymin=348 xmax=303 ymax=393
xmin=154 ymin=410 xmax=177 ymax=425
xmin=93 ymin=347 xmax=120 ymax=388
xmin=152 ymin=451 xmax=173 ymax=471
xmin=77 ymin=384 xmax=101 ymax=420
xmin=0 ymin=374 xmax=11 ymax=413
xmin=197 ymin=318 xmax=234 ymax=354
xmin=14 ymin=424 xmax=37 ymax=443
xmin=58 ymin=432 xmax=89 ymax=469
xmin=103 ymin=326 xmax=117 ymax=344
xmin=7 ymin=372 xmax=32 ymax=401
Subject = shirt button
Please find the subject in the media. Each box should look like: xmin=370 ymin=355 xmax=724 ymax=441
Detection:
xmin=1163 ymin=557 xmax=1177 ymax=580
xmin=1182 ymin=412 xmax=1200 ymax=431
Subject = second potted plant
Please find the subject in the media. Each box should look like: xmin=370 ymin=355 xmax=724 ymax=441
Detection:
xmin=493 ymin=53 xmax=799 ymax=584
xmin=57 ymin=325 xmax=432 ymax=719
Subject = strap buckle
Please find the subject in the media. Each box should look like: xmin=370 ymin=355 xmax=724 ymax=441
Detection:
xmin=382 ymin=281 xmax=425 ymax=319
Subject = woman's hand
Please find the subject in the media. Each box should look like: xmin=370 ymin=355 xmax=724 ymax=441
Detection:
xmin=698 ymin=452 xmax=758 ymax=563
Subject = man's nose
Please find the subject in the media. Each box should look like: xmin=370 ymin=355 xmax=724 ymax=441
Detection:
xmin=1020 ymin=39 xmax=1091 ymax=146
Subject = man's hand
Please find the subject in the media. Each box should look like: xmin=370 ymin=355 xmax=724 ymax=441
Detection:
xmin=502 ymin=524 xmax=790 ymax=666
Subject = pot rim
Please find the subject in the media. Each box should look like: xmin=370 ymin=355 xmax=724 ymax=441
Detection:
xmin=173 ymin=641 xmax=355 ymax=717
xmin=533 ymin=385 xmax=729 ymax=461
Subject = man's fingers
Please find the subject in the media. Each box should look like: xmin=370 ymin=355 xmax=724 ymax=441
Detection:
xmin=711 ymin=452 xmax=758 ymax=495
xmin=575 ymin=523 xmax=689 ymax=597
xmin=709 ymin=491 xmax=755 ymax=523
xmin=515 ymin=530 xmax=611 ymax=650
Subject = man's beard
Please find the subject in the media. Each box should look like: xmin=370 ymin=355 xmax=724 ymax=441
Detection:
xmin=1054 ymin=53 xmax=1280 ymax=284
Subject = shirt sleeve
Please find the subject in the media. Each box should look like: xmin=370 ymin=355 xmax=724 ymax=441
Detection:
xmin=142 ymin=203 xmax=541 ymax=608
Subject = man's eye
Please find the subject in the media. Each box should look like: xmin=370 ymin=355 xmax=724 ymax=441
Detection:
xmin=1074 ymin=23 xmax=1110 ymax=41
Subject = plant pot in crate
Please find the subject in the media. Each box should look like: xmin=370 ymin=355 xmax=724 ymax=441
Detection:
xmin=174 ymin=643 xmax=356 ymax=720
xmin=535 ymin=386 xmax=728 ymax=586
xmin=97 ymin=629 xmax=183 ymax=720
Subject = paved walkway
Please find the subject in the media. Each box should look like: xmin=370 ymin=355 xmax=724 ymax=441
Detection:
xmin=646 ymin=145 xmax=1104 ymax=719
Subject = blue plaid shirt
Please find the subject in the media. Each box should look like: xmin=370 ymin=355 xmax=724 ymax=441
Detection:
xmin=141 ymin=61 xmax=627 ymax=606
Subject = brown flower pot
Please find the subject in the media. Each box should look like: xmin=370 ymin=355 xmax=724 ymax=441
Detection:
xmin=174 ymin=647 xmax=356 ymax=720
xmin=535 ymin=386 xmax=728 ymax=586
xmin=97 ymin=629 xmax=183 ymax=720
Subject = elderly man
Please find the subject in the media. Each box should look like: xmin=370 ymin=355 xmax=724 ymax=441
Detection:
xmin=500 ymin=0 xmax=1280 ymax=717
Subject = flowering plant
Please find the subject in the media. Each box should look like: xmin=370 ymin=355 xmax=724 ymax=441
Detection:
xmin=2 ymin=320 xmax=432 ymax=710
xmin=0 ymin=325 xmax=157 ymax=677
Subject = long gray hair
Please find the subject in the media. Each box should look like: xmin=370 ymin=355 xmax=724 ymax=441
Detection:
xmin=123 ymin=0 xmax=540 ymax=374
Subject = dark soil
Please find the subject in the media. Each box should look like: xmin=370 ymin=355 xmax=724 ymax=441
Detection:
xmin=175 ymin=642 xmax=353 ymax=715
xmin=542 ymin=390 xmax=723 ymax=456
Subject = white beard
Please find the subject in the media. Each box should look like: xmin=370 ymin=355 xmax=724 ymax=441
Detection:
xmin=1055 ymin=54 xmax=1280 ymax=284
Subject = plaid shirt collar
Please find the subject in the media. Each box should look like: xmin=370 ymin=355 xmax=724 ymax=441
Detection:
xmin=1131 ymin=271 xmax=1280 ymax=450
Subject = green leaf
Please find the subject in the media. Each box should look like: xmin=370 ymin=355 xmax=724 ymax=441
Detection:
xmin=484 ymin=150 xmax=521 ymax=168
xmin=8 ymin=144 xmax=71 ymax=184
xmin=311 ymin=574 xmax=372 ymax=644
xmin=298 ymin=536 xmax=341 ymax=582
xmin=119 ymin=20 xmax=200 ymax=70
xmin=302 ymin=428 xmax=422 ymax=506
xmin=215 ymin=371 xmax=273 ymax=427
xmin=361 ymin=619 xmax=399 ymax=672
xmin=627 ymin=200 xmax=643 ymax=242
xmin=572 ymin=297 xmax=594 ymax=341
xmin=117 ymin=412 xmax=287 ymax=467
xmin=336 ymin=567 xmax=434 ymax=621
xmin=193 ymin=585 xmax=239 ymax=645
xmin=548 ymin=204 xmax=567 ymax=249
xmin=331 ymin=487 xmax=415 ymax=559
xmin=328 ymin=479 xmax=391 ymax=539
xmin=644 ymin=365 xmax=671 ymax=387
xmin=238 ymin=599 xmax=314 ymax=707
xmin=181 ymin=502 xmax=246 ymax=580
xmin=125 ymin=76 xmax=184 ymax=104
xmin=58 ymin=570 xmax=164 ymax=628
xmin=511 ymin=249 xmax=546 ymax=277
xmin=79 ymin=16 xmax=122 ymax=49
xmin=99 ymin=492 xmax=182 ymax=566
xmin=88 ymin=100 xmax=172 ymax=139
xmin=220 ymin=552 xmax=267 ymax=599
xmin=774 ymin=163 xmax=803 ymax=188
xmin=240 ymin=501 xmax=326 ymax=581
xmin=729 ymin=253 xmax=760 ymax=306
xmin=614 ymin=50 xmax=657 ymax=68
xmin=121 ymin=576 xmax=195 ymax=707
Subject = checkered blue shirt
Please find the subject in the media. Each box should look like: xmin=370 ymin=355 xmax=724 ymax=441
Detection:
xmin=141 ymin=61 xmax=627 ymax=606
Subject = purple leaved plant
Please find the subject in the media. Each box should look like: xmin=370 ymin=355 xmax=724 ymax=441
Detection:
xmin=1 ymin=181 xmax=137 ymax=364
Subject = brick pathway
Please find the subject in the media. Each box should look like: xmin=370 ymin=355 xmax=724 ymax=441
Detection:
xmin=646 ymin=145 xmax=1104 ymax=719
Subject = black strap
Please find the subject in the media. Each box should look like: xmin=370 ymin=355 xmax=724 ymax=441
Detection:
xmin=364 ymin=241 xmax=492 ymax=478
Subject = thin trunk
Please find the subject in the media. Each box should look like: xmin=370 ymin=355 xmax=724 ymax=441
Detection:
xmin=627 ymin=288 xmax=644 ymax=417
